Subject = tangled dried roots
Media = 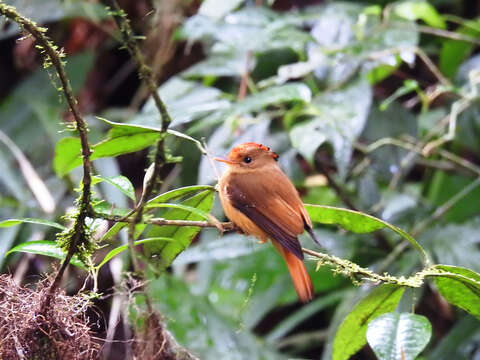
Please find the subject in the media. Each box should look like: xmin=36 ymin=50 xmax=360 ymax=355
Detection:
xmin=0 ymin=274 xmax=100 ymax=359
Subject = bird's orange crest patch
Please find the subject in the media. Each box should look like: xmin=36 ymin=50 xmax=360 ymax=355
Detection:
xmin=230 ymin=142 xmax=279 ymax=160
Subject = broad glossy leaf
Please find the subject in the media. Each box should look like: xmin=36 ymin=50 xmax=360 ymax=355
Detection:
xmin=182 ymin=8 xmax=311 ymax=54
xmin=430 ymin=265 xmax=480 ymax=319
xmin=394 ymin=1 xmax=446 ymax=29
xmin=366 ymin=312 xmax=432 ymax=360
xmin=145 ymin=190 xmax=214 ymax=268
xmin=147 ymin=203 xmax=215 ymax=222
xmin=5 ymin=240 xmax=86 ymax=269
xmin=306 ymin=204 xmax=428 ymax=263
xmin=440 ymin=19 xmax=480 ymax=78
xmin=96 ymin=237 xmax=173 ymax=270
xmin=0 ymin=217 xmax=65 ymax=230
xmin=290 ymin=77 xmax=371 ymax=177
xmin=148 ymin=185 xmax=215 ymax=205
xmin=134 ymin=77 xmax=230 ymax=128
xmin=54 ymin=119 xmax=162 ymax=176
xmin=193 ymin=83 xmax=311 ymax=132
xmin=333 ymin=284 xmax=405 ymax=360
xmin=92 ymin=175 xmax=136 ymax=201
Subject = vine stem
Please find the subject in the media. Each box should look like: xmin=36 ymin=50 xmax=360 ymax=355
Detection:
xmin=0 ymin=2 xmax=94 ymax=306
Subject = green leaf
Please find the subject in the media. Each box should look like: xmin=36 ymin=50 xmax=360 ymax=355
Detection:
xmin=134 ymin=77 xmax=230 ymax=128
xmin=148 ymin=185 xmax=215 ymax=205
xmin=0 ymin=218 xmax=65 ymax=230
xmin=100 ymin=222 xmax=127 ymax=242
xmin=306 ymin=204 xmax=428 ymax=264
xmin=145 ymin=190 xmax=215 ymax=268
xmin=54 ymin=119 xmax=162 ymax=176
xmin=366 ymin=312 xmax=432 ymax=360
xmin=192 ymin=83 xmax=311 ymax=132
xmin=96 ymin=237 xmax=173 ymax=270
xmin=394 ymin=1 xmax=446 ymax=29
xmin=146 ymin=203 xmax=215 ymax=222
xmin=440 ymin=19 xmax=480 ymax=78
xmin=93 ymin=175 xmax=136 ymax=201
xmin=289 ymin=77 xmax=372 ymax=177
xmin=5 ymin=240 xmax=86 ymax=269
xmin=429 ymin=265 xmax=480 ymax=320
xmin=333 ymin=284 xmax=405 ymax=360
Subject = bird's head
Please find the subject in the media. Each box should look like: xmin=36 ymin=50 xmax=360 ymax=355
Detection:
xmin=215 ymin=142 xmax=279 ymax=170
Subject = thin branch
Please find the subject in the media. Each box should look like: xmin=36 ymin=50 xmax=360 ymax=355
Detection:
xmin=303 ymin=248 xmax=431 ymax=288
xmin=0 ymin=3 xmax=94 ymax=301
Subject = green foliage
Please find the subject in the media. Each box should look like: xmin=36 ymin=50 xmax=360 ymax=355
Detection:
xmin=0 ymin=218 xmax=65 ymax=230
xmin=333 ymin=285 xmax=405 ymax=360
xmin=366 ymin=312 xmax=432 ymax=360
xmin=6 ymin=240 xmax=86 ymax=269
xmin=145 ymin=190 xmax=215 ymax=269
xmin=432 ymin=265 xmax=480 ymax=320
xmin=54 ymin=119 xmax=163 ymax=176
xmin=3 ymin=0 xmax=480 ymax=358
xmin=306 ymin=204 xmax=428 ymax=263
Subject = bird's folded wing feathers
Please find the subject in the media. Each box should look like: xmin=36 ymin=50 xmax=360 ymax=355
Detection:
xmin=226 ymin=171 xmax=307 ymax=260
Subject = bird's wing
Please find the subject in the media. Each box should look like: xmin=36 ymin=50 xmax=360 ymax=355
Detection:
xmin=226 ymin=168 xmax=307 ymax=260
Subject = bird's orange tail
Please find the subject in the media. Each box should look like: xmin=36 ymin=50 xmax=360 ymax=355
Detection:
xmin=272 ymin=241 xmax=314 ymax=303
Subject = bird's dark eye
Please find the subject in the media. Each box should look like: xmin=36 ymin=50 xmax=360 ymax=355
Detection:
xmin=243 ymin=156 xmax=252 ymax=164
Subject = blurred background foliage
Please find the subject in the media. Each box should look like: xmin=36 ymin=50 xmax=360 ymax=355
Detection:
xmin=2 ymin=0 xmax=480 ymax=359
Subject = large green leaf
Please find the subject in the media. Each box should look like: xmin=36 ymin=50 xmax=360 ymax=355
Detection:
xmin=429 ymin=265 xmax=480 ymax=320
xmin=289 ymin=77 xmax=372 ymax=177
xmin=53 ymin=119 xmax=162 ymax=176
xmin=145 ymin=190 xmax=214 ymax=268
xmin=134 ymin=77 xmax=230 ymax=128
xmin=394 ymin=1 xmax=446 ymax=29
xmin=440 ymin=19 xmax=480 ymax=78
xmin=306 ymin=204 xmax=428 ymax=264
xmin=5 ymin=240 xmax=86 ymax=269
xmin=0 ymin=217 xmax=65 ymax=230
xmin=147 ymin=185 xmax=215 ymax=205
xmin=192 ymin=83 xmax=311 ymax=132
xmin=95 ymin=237 xmax=173 ymax=270
xmin=332 ymin=284 xmax=405 ymax=360
xmin=366 ymin=312 xmax=432 ymax=360
xmin=182 ymin=8 xmax=312 ymax=55
xmin=92 ymin=175 xmax=136 ymax=201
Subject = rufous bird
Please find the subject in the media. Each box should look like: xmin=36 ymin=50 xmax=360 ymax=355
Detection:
xmin=215 ymin=142 xmax=316 ymax=303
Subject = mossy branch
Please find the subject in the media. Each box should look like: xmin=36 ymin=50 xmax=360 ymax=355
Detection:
xmin=0 ymin=2 xmax=94 ymax=301
xmin=106 ymin=0 xmax=178 ymax=276
xmin=96 ymin=211 xmax=433 ymax=289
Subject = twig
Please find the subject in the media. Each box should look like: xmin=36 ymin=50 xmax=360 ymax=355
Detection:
xmin=97 ymin=212 xmax=236 ymax=231
xmin=0 ymin=3 xmax=94 ymax=303
xmin=107 ymin=0 xmax=173 ymax=275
